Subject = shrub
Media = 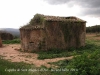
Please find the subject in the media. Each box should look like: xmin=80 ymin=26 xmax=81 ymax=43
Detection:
xmin=66 ymin=50 xmax=100 ymax=75
xmin=2 ymin=39 xmax=20 ymax=44
xmin=29 ymin=14 xmax=44 ymax=25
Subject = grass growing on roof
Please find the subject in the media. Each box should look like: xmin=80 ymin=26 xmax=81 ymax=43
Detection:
xmin=29 ymin=14 xmax=44 ymax=25
xmin=20 ymin=14 xmax=44 ymax=29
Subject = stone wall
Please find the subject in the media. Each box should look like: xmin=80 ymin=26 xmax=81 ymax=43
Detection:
xmin=0 ymin=32 xmax=13 ymax=40
xmin=44 ymin=21 xmax=66 ymax=49
xmin=0 ymin=37 xmax=2 ymax=47
xmin=45 ymin=21 xmax=86 ymax=49
xmin=20 ymin=29 xmax=45 ymax=52
xmin=20 ymin=21 xmax=86 ymax=52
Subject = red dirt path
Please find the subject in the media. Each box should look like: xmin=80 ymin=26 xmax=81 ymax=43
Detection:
xmin=0 ymin=44 xmax=73 ymax=67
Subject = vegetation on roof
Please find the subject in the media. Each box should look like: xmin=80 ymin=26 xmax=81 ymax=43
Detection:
xmin=20 ymin=14 xmax=86 ymax=29
xmin=29 ymin=14 xmax=44 ymax=25
xmin=20 ymin=14 xmax=44 ymax=29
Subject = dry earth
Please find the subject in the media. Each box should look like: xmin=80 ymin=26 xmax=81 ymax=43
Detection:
xmin=86 ymin=33 xmax=100 ymax=40
xmin=0 ymin=33 xmax=96 ymax=68
xmin=0 ymin=44 xmax=73 ymax=67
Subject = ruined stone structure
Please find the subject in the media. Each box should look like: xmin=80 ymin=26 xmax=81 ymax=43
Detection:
xmin=20 ymin=14 xmax=86 ymax=52
xmin=0 ymin=31 xmax=13 ymax=40
xmin=0 ymin=37 xmax=2 ymax=47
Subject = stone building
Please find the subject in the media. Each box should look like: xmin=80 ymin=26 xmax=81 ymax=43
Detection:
xmin=0 ymin=31 xmax=13 ymax=40
xmin=20 ymin=14 xmax=86 ymax=52
xmin=0 ymin=37 xmax=2 ymax=47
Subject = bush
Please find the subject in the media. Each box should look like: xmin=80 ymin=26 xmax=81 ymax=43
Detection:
xmin=48 ymin=49 xmax=100 ymax=75
xmin=37 ymin=48 xmax=70 ymax=59
xmin=2 ymin=39 xmax=20 ymax=44
xmin=29 ymin=14 xmax=44 ymax=25
xmin=65 ymin=50 xmax=100 ymax=75
xmin=37 ymin=42 xmax=100 ymax=59
xmin=0 ymin=56 xmax=32 ymax=75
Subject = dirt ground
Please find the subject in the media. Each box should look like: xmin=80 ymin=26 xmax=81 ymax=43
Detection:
xmin=0 ymin=44 xmax=73 ymax=67
xmin=1 ymin=33 xmax=98 ymax=67
xmin=86 ymin=33 xmax=100 ymax=40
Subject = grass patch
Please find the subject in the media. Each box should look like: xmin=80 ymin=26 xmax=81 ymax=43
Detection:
xmin=0 ymin=57 xmax=32 ymax=75
xmin=48 ymin=49 xmax=100 ymax=75
xmin=0 ymin=57 xmax=53 ymax=75
xmin=37 ymin=39 xmax=100 ymax=59
xmin=0 ymin=57 xmax=67 ymax=75
xmin=0 ymin=34 xmax=100 ymax=75
xmin=37 ymin=49 xmax=70 ymax=59
xmin=2 ymin=39 xmax=20 ymax=44
xmin=48 ymin=60 xmax=70 ymax=67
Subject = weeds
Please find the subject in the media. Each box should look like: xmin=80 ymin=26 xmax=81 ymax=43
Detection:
xmin=2 ymin=39 xmax=20 ymax=44
xmin=0 ymin=34 xmax=100 ymax=75
xmin=48 ymin=48 xmax=100 ymax=75
xmin=0 ymin=57 xmax=32 ymax=75
xmin=37 ymin=40 xmax=100 ymax=59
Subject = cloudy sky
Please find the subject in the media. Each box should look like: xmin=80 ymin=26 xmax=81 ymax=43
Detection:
xmin=0 ymin=0 xmax=100 ymax=28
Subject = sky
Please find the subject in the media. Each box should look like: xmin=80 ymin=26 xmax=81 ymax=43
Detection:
xmin=0 ymin=0 xmax=100 ymax=28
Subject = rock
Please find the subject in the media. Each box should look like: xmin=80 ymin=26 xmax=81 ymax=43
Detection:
xmin=0 ymin=31 xmax=13 ymax=40
xmin=0 ymin=37 xmax=2 ymax=47
xmin=14 ymin=48 xmax=21 ymax=51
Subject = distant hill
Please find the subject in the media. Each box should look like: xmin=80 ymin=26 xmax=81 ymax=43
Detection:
xmin=0 ymin=28 xmax=20 ymax=37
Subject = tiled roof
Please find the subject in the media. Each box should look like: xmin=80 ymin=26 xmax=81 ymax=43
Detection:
xmin=40 ymin=14 xmax=86 ymax=22
xmin=20 ymin=14 xmax=86 ymax=30
xmin=20 ymin=25 xmax=44 ymax=30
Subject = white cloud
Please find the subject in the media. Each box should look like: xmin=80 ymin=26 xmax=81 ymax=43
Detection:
xmin=79 ymin=16 xmax=100 ymax=27
xmin=0 ymin=0 xmax=100 ymax=28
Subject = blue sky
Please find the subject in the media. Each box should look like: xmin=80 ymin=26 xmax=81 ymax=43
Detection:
xmin=0 ymin=0 xmax=100 ymax=28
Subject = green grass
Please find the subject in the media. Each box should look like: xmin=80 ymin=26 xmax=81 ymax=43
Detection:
xmin=0 ymin=56 xmax=52 ymax=75
xmin=36 ymin=38 xmax=100 ymax=74
xmin=0 ymin=56 xmax=67 ymax=75
xmin=2 ymin=39 xmax=20 ymax=44
xmin=46 ymin=38 xmax=100 ymax=75
xmin=48 ymin=50 xmax=100 ymax=75
xmin=0 ymin=35 xmax=100 ymax=75
xmin=0 ymin=57 xmax=32 ymax=75
xmin=37 ymin=49 xmax=70 ymax=59
xmin=47 ymin=39 xmax=100 ymax=75
xmin=37 ymin=39 xmax=100 ymax=59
